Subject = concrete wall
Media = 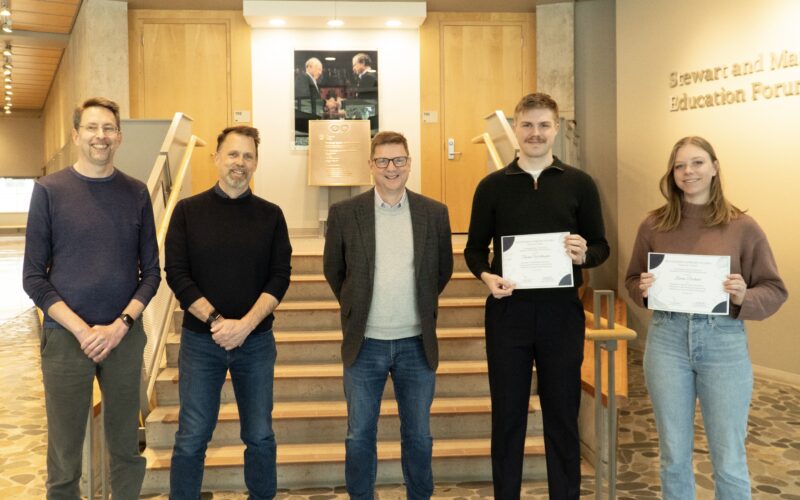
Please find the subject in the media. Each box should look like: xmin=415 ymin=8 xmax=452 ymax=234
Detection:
xmin=0 ymin=116 xmax=45 ymax=178
xmin=575 ymin=0 xmax=617 ymax=291
xmin=617 ymin=0 xmax=800 ymax=376
xmin=42 ymin=0 xmax=130 ymax=170
xmin=251 ymin=28 xmax=421 ymax=231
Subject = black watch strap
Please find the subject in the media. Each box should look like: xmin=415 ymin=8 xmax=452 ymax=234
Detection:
xmin=119 ymin=313 xmax=134 ymax=328
xmin=206 ymin=309 xmax=221 ymax=326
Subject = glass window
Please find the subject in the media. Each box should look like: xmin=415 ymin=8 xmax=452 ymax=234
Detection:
xmin=0 ymin=178 xmax=35 ymax=213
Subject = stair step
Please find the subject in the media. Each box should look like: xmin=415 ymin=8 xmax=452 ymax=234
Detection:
xmin=283 ymin=272 xmax=485 ymax=301
xmin=140 ymin=436 xmax=546 ymax=492
xmin=171 ymin=297 xmax=485 ymax=331
xmin=288 ymin=249 xmax=473 ymax=275
xmin=165 ymin=327 xmax=487 ymax=366
xmin=145 ymin=396 xmax=542 ymax=448
xmin=155 ymin=360 xmax=534 ymax=405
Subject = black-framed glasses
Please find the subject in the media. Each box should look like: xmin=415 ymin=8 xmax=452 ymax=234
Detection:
xmin=372 ymin=156 xmax=409 ymax=168
xmin=79 ymin=124 xmax=119 ymax=136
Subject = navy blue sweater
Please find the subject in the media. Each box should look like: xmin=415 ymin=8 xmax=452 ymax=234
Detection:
xmin=164 ymin=188 xmax=292 ymax=334
xmin=23 ymin=167 xmax=161 ymax=326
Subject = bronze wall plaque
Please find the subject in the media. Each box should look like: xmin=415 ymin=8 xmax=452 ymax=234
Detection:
xmin=308 ymin=120 xmax=373 ymax=186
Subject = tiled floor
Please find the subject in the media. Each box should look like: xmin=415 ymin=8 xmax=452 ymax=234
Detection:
xmin=1 ymin=235 xmax=798 ymax=499
xmin=0 ymin=236 xmax=33 ymax=325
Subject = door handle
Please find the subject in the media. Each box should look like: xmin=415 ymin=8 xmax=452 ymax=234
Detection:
xmin=447 ymin=138 xmax=462 ymax=160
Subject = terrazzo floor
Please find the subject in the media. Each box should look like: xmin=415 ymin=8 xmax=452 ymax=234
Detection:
xmin=1 ymin=307 xmax=798 ymax=499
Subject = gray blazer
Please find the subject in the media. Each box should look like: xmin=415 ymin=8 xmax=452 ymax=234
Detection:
xmin=323 ymin=189 xmax=453 ymax=369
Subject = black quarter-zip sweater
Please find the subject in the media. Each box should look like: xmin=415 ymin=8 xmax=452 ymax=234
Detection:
xmin=464 ymin=156 xmax=610 ymax=301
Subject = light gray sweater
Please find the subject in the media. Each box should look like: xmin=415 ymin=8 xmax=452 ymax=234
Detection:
xmin=365 ymin=196 xmax=421 ymax=339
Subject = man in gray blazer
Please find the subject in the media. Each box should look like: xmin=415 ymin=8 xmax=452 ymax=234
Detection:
xmin=324 ymin=131 xmax=453 ymax=499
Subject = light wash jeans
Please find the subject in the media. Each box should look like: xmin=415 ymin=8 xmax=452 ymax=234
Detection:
xmin=644 ymin=310 xmax=753 ymax=500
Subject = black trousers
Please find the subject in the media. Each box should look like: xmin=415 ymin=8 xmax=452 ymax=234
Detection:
xmin=485 ymin=295 xmax=585 ymax=500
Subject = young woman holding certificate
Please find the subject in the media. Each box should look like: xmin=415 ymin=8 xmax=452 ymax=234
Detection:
xmin=624 ymin=136 xmax=787 ymax=499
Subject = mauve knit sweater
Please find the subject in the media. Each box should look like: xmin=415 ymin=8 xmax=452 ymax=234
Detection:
xmin=625 ymin=202 xmax=787 ymax=320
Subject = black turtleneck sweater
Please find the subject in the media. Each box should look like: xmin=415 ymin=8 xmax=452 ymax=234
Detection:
xmin=464 ymin=157 xmax=610 ymax=300
xmin=164 ymin=186 xmax=292 ymax=333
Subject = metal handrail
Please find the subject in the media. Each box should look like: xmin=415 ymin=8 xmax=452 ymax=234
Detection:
xmin=587 ymin=290 xmax=637 ymax=500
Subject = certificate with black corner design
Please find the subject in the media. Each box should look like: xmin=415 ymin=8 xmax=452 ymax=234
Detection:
xmin=647 ymin=252 xmax=730 ymax=315
xmin=501 ymin=232 xmax=573 ymax=289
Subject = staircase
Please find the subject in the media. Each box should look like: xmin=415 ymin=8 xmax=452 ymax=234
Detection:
xmin=141 ymin=246 xmax=546 ymax=493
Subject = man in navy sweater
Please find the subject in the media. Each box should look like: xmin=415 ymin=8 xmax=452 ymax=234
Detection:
xmin=165 ymin=125 xmax=292 ymax=499
xmin=23 ymin=97 xmax=161 ymax=499
xmin=465 ymin=93 xmax=609 ymax=500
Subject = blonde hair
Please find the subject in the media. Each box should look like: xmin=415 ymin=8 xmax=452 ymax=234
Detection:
xmin=650 ymin=136 xmax=743 ymax=231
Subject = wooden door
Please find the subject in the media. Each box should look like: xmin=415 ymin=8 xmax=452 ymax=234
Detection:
xmin=442 ymin=25 xmax=524 ymax=232
xmin=129 ymin=11 xmax=252 ymax=195
xmin=420 ymin=13 xmax=536 ymax=233
xmin=139 ymin=22 xmax=228 ymax=194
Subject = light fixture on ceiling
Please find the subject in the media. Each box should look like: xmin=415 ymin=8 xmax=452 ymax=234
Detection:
xmin=268 ymin=18 xmax=286 ymax=27
xmin=2 ymin=58 xmax=11 ymax=70
xmin=4 ymin=95 xmax=11 ymax=101
xmin=1 ymin=19 xmax=10 ymax=34
xmin=385 ymin=20 xmax=402 ymax=28
xmin=4 ymin=89 xmax=11 ymax=95
xmin=3 ymin=68 xmax=10 ymax=76
xmin=2 ymin=44 xmax=10 ymax=57
xmin=0 ymin=1 xmax=10 ymax=17
xmin=3 ymin=76 xmax=10 ymax=83
xmin=3 ymin=83 xmax=9 ymax=89
xmin=327 ymin=0 xmax=343 ymax=28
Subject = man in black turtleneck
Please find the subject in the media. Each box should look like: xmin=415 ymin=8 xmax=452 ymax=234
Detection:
xmin=465 ymin=93 xmax=609 ymax=500
xmin=164 ymin=125 xmax=292 ymax=500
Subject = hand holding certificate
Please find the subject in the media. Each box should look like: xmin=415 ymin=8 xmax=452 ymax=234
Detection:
xmin=647 ymin=252 xmax=730 ymax=315
xmin=501 ymin=232 xmax=574 ymax=289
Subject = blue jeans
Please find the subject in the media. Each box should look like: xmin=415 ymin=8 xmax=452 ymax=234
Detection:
xmin=644 ymin=311 xmax=753 ymax=500
xmin=170 ymin=329 xmax=277 ymax=500
xmin=343 ymin=336 xmax=436 ymax=500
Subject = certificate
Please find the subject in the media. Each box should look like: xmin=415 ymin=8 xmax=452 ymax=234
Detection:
xmin=647 ymin=252 xmax=730 ymax=315
xmin=501 ymin=232 xmax=574 ymax=289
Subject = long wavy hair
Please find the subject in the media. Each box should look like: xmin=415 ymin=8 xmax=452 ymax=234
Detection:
xmin=650 ymin=136 xmax=743 ymax=231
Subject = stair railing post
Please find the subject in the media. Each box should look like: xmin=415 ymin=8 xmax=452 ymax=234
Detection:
xmin=85 ymin=396 xmax=94 ymax=499
xmin=592 ymin=289 xmax=617 ymax=500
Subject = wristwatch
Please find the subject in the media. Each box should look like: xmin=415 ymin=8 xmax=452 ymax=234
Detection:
xmin=206 ymin=309 xmax=222 ymax=326
xmin=119 ymin=313 xmax=134 ymax=328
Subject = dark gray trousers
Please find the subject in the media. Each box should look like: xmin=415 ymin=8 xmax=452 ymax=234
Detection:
xmin=40 ymin=321 xmax=146 ymax=500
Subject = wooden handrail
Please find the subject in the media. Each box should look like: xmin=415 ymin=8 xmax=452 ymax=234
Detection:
xmin=145 ymin=134 xmax=205 ymax=410
xmin=156 ymin=134 xmax=205 ymax=249
xmin=471 ymin=132 xmax=505 ymax=170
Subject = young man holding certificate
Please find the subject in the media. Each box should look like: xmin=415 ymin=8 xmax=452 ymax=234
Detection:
xmin=625 ymin=136 xmax=787 ymax=499
xmin=465 ymin=93 xmax=609 ymax=500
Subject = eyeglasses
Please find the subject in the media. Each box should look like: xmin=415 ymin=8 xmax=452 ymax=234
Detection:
xmin=80 ymin=124 xmax=119 ymax=136
xmin=372 ymin=156 xmax=409 ymax=168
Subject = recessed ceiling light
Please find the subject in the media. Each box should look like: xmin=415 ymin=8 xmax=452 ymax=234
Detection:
xmin=4 ymin=90 xmax=11 ymax=95
xmin=385 ymin=20 xmax=402 ymax=28
xmin=2 ymin=44 xmax=10 ymax=57
xmin=268 ymin=18 xmax=286 ymax=27
xmin=4 ymin=95 xmax=11 ymax=101
xmin=0 ymin=2 xmax=10 ymax=17
xmin=327 ymin=19 xmax=344 ymax=28
xmin=3 ymin=69 xmax=10 ymax=76
xmin=3 ymin=76 xmax=9 ymax=83
xmin=3 ymin=83 xmax=9 ymax=90
xmin=1 ymin=19 xmax=11 ymax=34
xmin=324 ymin=57 xmax=336 ymax=61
